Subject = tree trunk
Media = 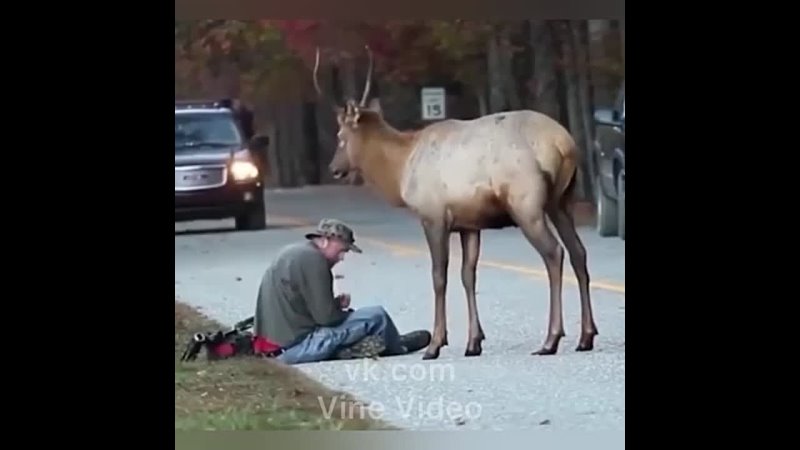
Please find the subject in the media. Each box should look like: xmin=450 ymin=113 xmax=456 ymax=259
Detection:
xmin=619 ymin=20 xmax=625 ymax=65
xmin=498 ymin=24 xmax=522 ymax=110
xmin=571 ymin=20 xmax=597 ymax=200
xmin=587 ymin=20 xmax=613 ymax=107
xmin=264 ymin=101 xmax=310 ymax=187
xmin=529 ymin=20 xmax=559 ymax=119
xmin=555 ymin=20 xmax=592 ymax=201
xmin=262 ymin=104 xmax=288 ymax=187
xmin=250 ymin=102 xmax=276 ymax=187
xmin=475 ymin=83 xmax=488 ymax=116
xmin=263 ymin=119 xmax=280 ymax=188
xmin=206 ymin=57 xmax=241 ymax=99
xmin=292 ymin=100 xmax=319 ymax=186
xmin=339 ymin=57 xmax=358 ymax=100
xmin=487 ymin=30 xmax=505 ymax=113
xmin=276 ymin=104 xmax=295 ymax=187
xmin=314 ymin=63 xmax=338 ymax=184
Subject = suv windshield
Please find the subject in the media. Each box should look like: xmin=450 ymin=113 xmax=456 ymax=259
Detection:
xmin=175 ymin=112 xmax=242 ymax=149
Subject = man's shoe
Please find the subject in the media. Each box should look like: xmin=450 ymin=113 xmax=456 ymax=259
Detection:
xmin=336 ymin=335 xmax=387 ymax=360
xmin=399 ymin=330 xmax=432 ymax=354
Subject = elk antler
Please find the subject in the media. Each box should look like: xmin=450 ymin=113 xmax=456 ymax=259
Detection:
xmin=313 ymin=47 xmax=323 ymax=97
xmin=313 ymin=47 xmax=340 ymax=110
xmin=359 ymin=45 xmax=373 ymax=107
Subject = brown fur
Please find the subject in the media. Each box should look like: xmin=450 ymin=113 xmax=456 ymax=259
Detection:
xmin=314 ymin=46 xmax=598 ymax=359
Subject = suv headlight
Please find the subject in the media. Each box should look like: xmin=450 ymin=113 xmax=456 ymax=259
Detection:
xmin=230 ymin=150 xmax=259 ymax=181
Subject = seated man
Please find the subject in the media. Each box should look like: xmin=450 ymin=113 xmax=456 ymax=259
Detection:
xmin=253 ymin=218 xmax=431 ymax=365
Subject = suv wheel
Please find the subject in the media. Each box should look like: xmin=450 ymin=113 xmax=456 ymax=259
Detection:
xmin=595 ymin=177 xmax=618 ymax=237
xmin=235 ymin=204 xmax=267 ymax=231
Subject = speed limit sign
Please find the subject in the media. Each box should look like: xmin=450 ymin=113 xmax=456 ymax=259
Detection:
xmin=421 ymin=87 xmax=446 ymax=120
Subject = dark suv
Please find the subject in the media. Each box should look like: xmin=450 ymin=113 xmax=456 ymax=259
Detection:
xmin=175 ymin=99 xmax=269 ymax=231
xmin=591 ymin=82 xmax=625 ymax=240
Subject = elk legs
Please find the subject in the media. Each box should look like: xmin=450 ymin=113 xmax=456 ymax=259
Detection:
xmin=518 ymin=214 xmax=565 ymax=355
xmin=547 ymin=204 xmax=598 ymax=351
xmin=460 ymin=230 xmax=485 ymax=357
xmin=421 ymin=219 xmax=450 ymax=360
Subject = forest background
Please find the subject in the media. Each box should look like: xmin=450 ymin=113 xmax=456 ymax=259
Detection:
xmin=174 ymin=20 xmax=625 ymax=201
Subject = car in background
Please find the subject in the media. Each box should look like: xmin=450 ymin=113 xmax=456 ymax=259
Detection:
xmin=175 ymin=99 xmax=270 ymax=231
xmin=591 ymin=82 xmax=625 ymax=240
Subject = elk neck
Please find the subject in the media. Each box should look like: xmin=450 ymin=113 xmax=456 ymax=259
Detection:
xmin=355 ymin=118 xmax=418 ymax=207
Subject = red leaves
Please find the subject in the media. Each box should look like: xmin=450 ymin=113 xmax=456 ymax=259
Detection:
xmin=177 ymin=20 xmax=559 ymax=101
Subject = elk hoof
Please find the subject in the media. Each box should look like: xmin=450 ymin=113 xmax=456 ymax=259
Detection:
xmin=464 ymin=346 xmax=482 ymax=357
xmin=464 ymin=338 xmax=483 ymax=356
xmin=531 ymin=346 xmax=558 ymax=356
xmin=575 ymin=335 xmax=595 ymax=352
xmin=422 ymin=348 xmax=440 ymax=360
xmin=423 ymin=335 xmax=446 ymax=359
xmin=533 ymin=333 xmax=563 ymax=356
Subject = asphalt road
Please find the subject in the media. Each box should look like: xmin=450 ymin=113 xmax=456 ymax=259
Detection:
xmin=175 ymin=185 xmax=625 ymax=431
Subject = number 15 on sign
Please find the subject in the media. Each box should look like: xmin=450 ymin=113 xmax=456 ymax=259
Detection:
xmin=421 ymin=87 xmax=446 ymax=120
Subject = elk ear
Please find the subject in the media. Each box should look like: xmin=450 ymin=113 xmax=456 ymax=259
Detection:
xmin=367 ymin=98 xmax=382 ymax=114
xmin=335 ymin=107 xmax=346 ymax=126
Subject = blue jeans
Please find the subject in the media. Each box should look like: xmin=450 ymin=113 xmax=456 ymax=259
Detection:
xmin=276 ymin=305 xmax=406 ymax=365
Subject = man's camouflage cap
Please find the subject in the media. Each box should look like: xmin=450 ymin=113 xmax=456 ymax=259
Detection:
xmin=305 ymin=218 xmax=363 ymax=253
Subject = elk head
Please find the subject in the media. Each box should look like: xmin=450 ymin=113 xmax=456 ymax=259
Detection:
xmin=313 ymin=45 xmax=381 ymax=180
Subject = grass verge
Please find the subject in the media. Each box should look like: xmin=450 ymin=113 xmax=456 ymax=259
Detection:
xmin=175 ymin=299 xmax=395 ymax=430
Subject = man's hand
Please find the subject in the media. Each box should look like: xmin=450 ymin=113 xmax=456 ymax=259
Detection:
xmin=335 ymin=293 xmax=351 ymax=309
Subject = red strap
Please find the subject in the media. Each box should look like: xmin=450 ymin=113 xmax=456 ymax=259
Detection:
xmin=253 ymin=335 xmax=282 ymax=354
xmin=210 ymin=342 xmax=235 ymax=358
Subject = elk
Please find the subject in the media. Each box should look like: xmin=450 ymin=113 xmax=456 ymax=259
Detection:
xmin=313 ymin=46 xmax=598 ymax=360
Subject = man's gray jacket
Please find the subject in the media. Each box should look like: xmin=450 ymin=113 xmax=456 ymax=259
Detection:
xmin=254 ymin=240 xmax=348 ymax=347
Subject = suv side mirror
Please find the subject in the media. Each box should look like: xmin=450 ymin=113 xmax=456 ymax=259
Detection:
xmin=249 ymin=135 xmax=269 ymax=150
xmin=593 ymin=108 xmax=617 ymax=126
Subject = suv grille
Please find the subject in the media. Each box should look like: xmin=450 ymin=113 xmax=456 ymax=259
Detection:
xmin=175 ymin=165 xmax=227 ymax=191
